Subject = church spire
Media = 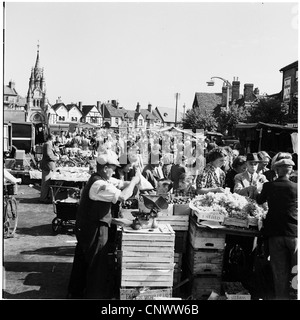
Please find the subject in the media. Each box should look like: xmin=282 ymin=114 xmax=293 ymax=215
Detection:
xmin=35 ymin=40 xmax=40 ymax=69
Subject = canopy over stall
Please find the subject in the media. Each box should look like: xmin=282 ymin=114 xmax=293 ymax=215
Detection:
xmin=234 ymin=122 xmax=298 ymax=155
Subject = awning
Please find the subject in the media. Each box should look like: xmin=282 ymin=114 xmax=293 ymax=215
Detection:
xmin=235 ymin=122 xmax=298 ymax=132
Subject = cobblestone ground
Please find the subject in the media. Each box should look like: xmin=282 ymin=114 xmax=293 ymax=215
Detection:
xmin=2 ymin=184 xmax=77 ymax=299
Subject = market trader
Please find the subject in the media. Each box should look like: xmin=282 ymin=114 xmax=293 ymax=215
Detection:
xmin=40 ymin=133 xmax=59 ymax=204
xmin=67 ymin=150 xmax=140 ymax=299
xmin=256 ymin=157 xmax=297 ymax=300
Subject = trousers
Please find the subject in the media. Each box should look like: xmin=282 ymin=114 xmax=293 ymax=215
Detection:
xmin=268 ymin=236 xmax=298 ymax=300
xmin=68 ymin=221 xmax=113 ymax=299
xmin=40 ymin=170 xmax=53 ymax=201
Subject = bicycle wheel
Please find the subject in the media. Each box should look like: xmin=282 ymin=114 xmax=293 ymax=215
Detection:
xmin=4 ymin=197 xmax=18 ymax=238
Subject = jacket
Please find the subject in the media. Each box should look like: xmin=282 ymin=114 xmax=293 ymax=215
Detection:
xmin=40 ymin=140 xmax=58 ymax=171
xmin=256 ymin=177 xmax=297 ymax=237
xmin=234 ymin=170 xmax=268 ymax=198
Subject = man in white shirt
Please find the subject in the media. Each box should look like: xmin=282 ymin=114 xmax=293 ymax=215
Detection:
xmin=67 ymin=150 xmax=140 ymax=299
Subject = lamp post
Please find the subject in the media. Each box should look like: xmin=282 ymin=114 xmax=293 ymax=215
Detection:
xmin=175 ymin=93 xmax=180 ymax=127
xmin=207 ymin=76 xmax=232 ymax=112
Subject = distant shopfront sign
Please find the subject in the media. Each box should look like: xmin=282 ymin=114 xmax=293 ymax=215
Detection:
xmin=283 ymin=76 xmax=291 ymax=102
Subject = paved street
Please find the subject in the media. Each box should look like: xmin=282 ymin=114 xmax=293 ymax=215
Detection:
xmin=2 ymin=184 xmax=77 ymax=299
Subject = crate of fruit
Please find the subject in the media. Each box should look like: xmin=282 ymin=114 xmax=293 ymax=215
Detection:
xmin=171 ymin=196 xmax=192 ymax=216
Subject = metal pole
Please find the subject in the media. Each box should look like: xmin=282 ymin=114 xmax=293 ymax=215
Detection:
xmin=175 ymin=93 xmax=179 ymax=127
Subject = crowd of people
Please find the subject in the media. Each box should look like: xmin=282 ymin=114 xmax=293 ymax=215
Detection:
xmin=31 ymin=126 xmax=298 ymax=300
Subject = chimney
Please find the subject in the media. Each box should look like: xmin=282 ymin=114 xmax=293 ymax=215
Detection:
xmin=254 ymin=87 xmax=260 ymax=95
xmin=112 ymin=100 xmax=117 ymax=108
xmin=97 ymin=101 xmax=101 ymax=112
xmin=56 ymin=96 xmax=62 ymax=104
xmin=136 ymin=102 xmax=141 ymax=113
xmin=244 ymin=83 xmax=254 ymax=102
xmin=222 ymin=85 xmax=227 ymax=106
xmin=231 ymin=77 xmax=240 ymax=101
xmin=9 ymin=81 xmax=15 ymax=90
xmin=78 ymin=101 xmax=83 ymax=111
xmin=148 ymin=103 xmax=152 ymax=112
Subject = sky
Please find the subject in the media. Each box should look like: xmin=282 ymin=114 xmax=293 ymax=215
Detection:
xmin=2 ymin=1 xmax=298 ymax=113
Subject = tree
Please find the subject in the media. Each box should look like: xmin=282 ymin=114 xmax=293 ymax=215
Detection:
xmin=246 ymin=98 xmax=289 ymax=124
xmin=181 ymin=108 xmax=217 ymax=132
xmin=215 ymin=104 xmax=249 ymax=135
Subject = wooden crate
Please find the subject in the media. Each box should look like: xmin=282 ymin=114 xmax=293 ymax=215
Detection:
xmin=121 ymin=269 xmax=174 ymax=287
xmin=190 ymin=274 xmax=222 ymax=300
xmin=222 ymin=282 xmax=251 ymax=300
xmin=120 ymin=287 xmax=172 ymax=300
xmin=121 ymin=224 xmax=175 ymax=287
xmin=191 ymin=209 xmax=225 ymax=223
xmin=222 ymin=217 xmax=249 ymax=228
xmin=157 ymin=215 xmax=189 ymax=231
xmin=189 ymin=216 xmax=226 ymax=250
xmin=158 ymin=204 xmax=174 ymax=216
xmin=175 ymin=231 xmax=188 ymax=253
xmin=248 ymin=216 xmax=259 ymax=227
xmin=187 ymin=243 xmax=224 ymax=276
xmin=173 ymin=204 xmax=191 ymax=216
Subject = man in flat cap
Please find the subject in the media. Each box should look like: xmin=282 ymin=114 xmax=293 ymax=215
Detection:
xmin=67 ymin=150 xmax=140 ymax=299
xmin=256 ymin=155 xmax=297 ymax=300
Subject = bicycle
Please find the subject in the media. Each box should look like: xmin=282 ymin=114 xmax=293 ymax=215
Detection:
xmin=3 ymin=183 xmax=18 ymax=238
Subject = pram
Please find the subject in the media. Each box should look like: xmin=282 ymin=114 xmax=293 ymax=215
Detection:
xmin=50 ymin=185 xmax=80 ymax=234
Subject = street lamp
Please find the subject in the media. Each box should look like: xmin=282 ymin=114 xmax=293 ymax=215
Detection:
xmin=207 ymin=76 xmax=232 ymax=112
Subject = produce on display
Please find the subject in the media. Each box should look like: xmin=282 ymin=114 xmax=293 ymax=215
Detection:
xmin=190 ymin=191 xmax=267 ymax=221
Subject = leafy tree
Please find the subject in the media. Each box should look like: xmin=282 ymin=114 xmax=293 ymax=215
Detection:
xmin=246 ymin=98 xmax=289 ymax=124
xmin=181 ymin=108 xmax=217 ymax=132
xmin=215 ymin=104 xmax=249 ymax=135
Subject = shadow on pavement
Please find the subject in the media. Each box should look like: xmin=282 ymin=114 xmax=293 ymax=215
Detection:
xmin=18 ymin=197 xmax=44 ymax=204
xmin=3 ymin=261 xmax=72 ymax=299
xmin=20 ymin=245 xmax=75 ymax=257
xmin=17 ymin=224 xmax=76 ymax=236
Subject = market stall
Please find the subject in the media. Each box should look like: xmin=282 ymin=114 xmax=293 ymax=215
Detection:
xmin=117 ymin=188 xmax=265 ymax=300
xmin=50 ymin=166 xmax=90 ymax=197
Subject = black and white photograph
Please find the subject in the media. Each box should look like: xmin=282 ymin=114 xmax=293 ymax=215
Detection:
xmin=1 ymin=0 xmax=298 ymax=304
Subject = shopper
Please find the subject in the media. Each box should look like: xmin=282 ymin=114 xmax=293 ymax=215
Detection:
xmin=196 ymin=146 xmax=227 ymax=194
xmin=169 ymin=152 xmax=187 ymax=190
xmin=39 ymin=133 xmax=59 ymax=204
xmin=224 ymin=155 xmax=247 ymax=193
xmin=67 ymin=150 xmax=140 ymax=299
xmin=234 ymin=153 xmax=268 ymax=199
xmin=256 ymin=157 xmax=297 ymax=300
xmin=142 ymin=152 xmax=162 ymax=190
xmin=257 ymin=151 xmax=271 ymax=175
xmin=265 ymin=152 xmax=293 ymax=182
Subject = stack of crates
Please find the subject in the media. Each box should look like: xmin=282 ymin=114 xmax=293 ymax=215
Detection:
xmin=187 ymin=215 xmax=226 ymax=299
xmin=119 ymin=224 xmax=175 ymax=300
xmin=156 ymin=202 xmax=190 ymax=291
